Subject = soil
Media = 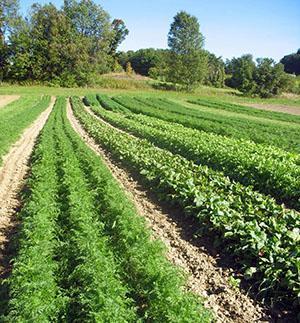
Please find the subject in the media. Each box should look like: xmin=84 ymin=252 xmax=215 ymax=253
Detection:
xmin=67 ymin=99 xmax=271 ymax=323
xmin=245 ymin=103 xmax=300 ymax=116
xmin=0 ymin=96 xmax=55 ymax=279
xmin=0 ymin=95 xmax=20 ymax=109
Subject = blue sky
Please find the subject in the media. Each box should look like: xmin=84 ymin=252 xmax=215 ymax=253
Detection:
xmin=20 ymin=0 xmax=300 ymax=62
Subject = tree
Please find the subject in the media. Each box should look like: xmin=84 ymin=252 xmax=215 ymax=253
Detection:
xmin=225 ymin=54 xmax=256 ymax=93
xmin=110 ymin=19 xmax=129 ymax=55
xmin=226 ymin=55 xmax=290 ymax=97
xmin=9 ymin=3 xmax=97 ymax=86
xmin=205 ymin=52 xmax=225 ymax=87
xmin=280 ymin=49 xmax=300 ymax=76
xmin=125 ymin=48 xmax=167 ymax=76
xmin=253 ymin=58 xmax=289 ymax=98
xmin=63 ymin=0 xmax=113 ymax=73
xmin=0 ymin=0 xmax=19 ymax=80
xmin=167 ymin=11 xmax=207 ymax=90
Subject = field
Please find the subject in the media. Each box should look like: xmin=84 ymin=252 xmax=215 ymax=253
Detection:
xmin=0 ymin=85 xmax=299 ymax=322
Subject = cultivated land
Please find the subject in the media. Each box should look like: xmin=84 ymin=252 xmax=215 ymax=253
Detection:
xmin=0 ymin=86 xmax=299 ymax=322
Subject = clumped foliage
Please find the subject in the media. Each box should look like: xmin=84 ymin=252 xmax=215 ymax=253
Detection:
xmin=167 ymin=11 xmax=207 ymax=91
xmin=0 ymin=0 xmax=19 ymax=81
xmin=2 ymin=0 xmax=128 ymax=86
xmin=225 ymin=54 xmax=256 ymax=93
xmin=109 ymin=19 xmax=129 ymax=56
xmin=118 ymin=48 xmax=168 ymax=77
xmin=226 ymin=55 xmax=291 ymax=97
xmin=204 ymin=52 xmax=225 ymax=87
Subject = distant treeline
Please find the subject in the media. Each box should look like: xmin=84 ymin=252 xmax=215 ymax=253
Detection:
xmin=0 ymin=1 xmax=299 ymax=96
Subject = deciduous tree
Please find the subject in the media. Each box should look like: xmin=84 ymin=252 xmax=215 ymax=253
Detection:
xmin=167 ymin=11 xmax=207 ymax=90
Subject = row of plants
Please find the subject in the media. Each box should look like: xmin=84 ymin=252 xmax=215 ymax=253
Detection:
xmin=85 ymin=94 xmax=300 ymax=210
xmin=0 ymin=95 xmax=50 ymax=163
xmin=112 ymin=96 xmax=300 ymax=154
xmin=53 ymin=100 xmax=138 ymax=322
xmin=4 ymin=97 xmax=211 ymax=322
xmin=62 ymin=98 xmax=211 ymax=322
xmin=188 ymin=98 xmax=300 ymax=124
xmin=5 ymin=97 xmax=66 ymax=321
xmin=72 ymin=96 xmax=300 ymax=309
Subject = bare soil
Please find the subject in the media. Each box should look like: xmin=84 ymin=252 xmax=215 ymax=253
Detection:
xmin=0 ymin=97 xmax=55 ymax=279
xmin=0 ymin=95 xmax=20 ymax=109
xmin=67 ymin=99 xmax=271 ymax=323
xmin=246 ymin=103 xmax=300 ymax=116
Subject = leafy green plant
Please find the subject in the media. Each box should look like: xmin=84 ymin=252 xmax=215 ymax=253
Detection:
xmin=64 ymin=97 xmax=212 ymax=322
xmin=112 ymin=95 xmax=300 ymax=153
xmin=87 ymin=95 xmax=300 ymax=210
xmin=72 ymin=96 xmax=300 ymax=309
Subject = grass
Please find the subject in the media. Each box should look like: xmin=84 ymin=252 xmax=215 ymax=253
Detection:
xmin=0 ymin=82 xmax=300 ymax=108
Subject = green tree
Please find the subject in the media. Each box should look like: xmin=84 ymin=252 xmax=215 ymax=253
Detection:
xmin=205 ymin=52 xmax=225 ymax=87
xmin=0 ymin=0 xmax=19 ymax=81
xmin=226 ymin=54 xmax=256 ymax=93
xmin=9 ymin=3 xmax=92 ymax=86
xmin=167 ymin=11 xmax=207 ymax=90
xmin=110 ymin=19 xmax=129 ymax=55
xmin=63 ymin=0 xmax=113 ymax=74
xmin=253 ymin=58 xmax=289 ymax=98
xmin=7 ymin=17 xmax=32 ymax=80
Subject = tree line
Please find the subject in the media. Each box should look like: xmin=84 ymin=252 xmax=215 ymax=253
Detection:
xmin=117 ymin=11 xmax=298 ymax=97
xmin=0 ymin=0 xmax=128 ymax=86
xmin=1 ymin=1 xmax=299 ymax=97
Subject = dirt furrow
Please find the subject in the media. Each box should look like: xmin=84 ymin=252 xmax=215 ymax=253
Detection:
xmin=67 ymin=99 xmax=270 ymax=323
xmin=0 ymin=96 xmax=55 ymax=278
xmin=0 ymin=95 xmax=20 ymax=109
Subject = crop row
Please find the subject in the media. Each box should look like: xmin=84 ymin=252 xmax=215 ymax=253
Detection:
xmin=72 ymin=96 xmax=300 ymax=308
xmin=0 ymin=95 xmax=50 ymax=163
xmin=188 ymin=98 xmax=300 ymax=124
xmin=85 ymin=94 xmax=300 ymax=210
xmin=112 ymin=96 xmax=300 ymax=154
xmin=4 ymin=97 xmax=211 ymax=322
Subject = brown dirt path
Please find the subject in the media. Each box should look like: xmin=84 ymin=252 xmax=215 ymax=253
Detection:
xmin=246 ymin=103 xmax=300 ymax=116
xmin=0 ymin=95 xmax=20 ymax=109
xmin=0 ymin=96 xmax=55 ymax=279
xmin=67 ymin=100 xmax=270 ymax=323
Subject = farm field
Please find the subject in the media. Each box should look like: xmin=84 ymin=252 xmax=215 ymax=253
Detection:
xmin=0 ymin=90 xmax=299 ymax=322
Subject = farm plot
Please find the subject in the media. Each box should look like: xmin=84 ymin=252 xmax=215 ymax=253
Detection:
xmin=0 ymin=95 xmax=51 ymax=163
xmin=71 ymin=96 xmax=300 ymax=311
xmin=3 ymin=97 xmax=212 ymax=322
xmin=111 ymin=95 xmax=300 ymax=154
xmin=85 ymin=94 xmax=300 ymax=210
xmin=188 ymin=98 xmax=300 ymax=124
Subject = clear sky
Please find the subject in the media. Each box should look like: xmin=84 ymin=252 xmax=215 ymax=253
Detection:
xmin=20 ymin=0 xmax=300 ymax=62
